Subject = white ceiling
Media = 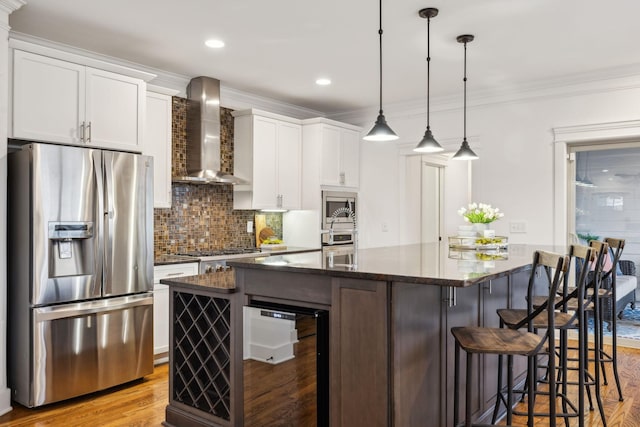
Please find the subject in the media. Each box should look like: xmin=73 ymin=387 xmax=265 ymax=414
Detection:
xmin=9 ymin=0 xmax=640 ymax=115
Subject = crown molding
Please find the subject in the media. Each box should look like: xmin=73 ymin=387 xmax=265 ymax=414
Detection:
xmin=553 ymin=120 xmax=640 ymax=144
xmin=329 ymin=65 xmax=640 ymax=125
xmin=0 ymin=0 xmax=25 ymax=15
xmin=8 ymin=31 xmax=325 ymax=118
xmin=0 ymin=0 xmax=24 ymax=32
xmin=9 ymin=34 xmax=157 ymax=81
xmin=220 ymin=86 xmax=324 ymax=119
xmin=146 ymin=84 xmax=179 ymax=97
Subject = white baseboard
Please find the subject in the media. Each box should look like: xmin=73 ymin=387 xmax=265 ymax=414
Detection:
xmin=0 ymin=387 xmax=12 ymax=416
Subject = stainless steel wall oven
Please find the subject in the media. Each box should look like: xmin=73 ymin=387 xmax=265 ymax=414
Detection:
xmin=321 ymin=190 xmax=357 ymax=246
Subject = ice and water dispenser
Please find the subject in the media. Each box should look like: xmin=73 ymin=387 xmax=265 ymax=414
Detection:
xmin=48 ymin=221 xmax=95 ymax=278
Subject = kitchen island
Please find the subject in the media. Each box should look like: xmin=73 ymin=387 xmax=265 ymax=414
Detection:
xmin=161 ymin=243 xmax=556 ymax=427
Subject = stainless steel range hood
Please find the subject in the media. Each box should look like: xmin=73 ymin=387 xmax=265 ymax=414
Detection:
xmin=173 ymin=76 xmax=245 ymax=184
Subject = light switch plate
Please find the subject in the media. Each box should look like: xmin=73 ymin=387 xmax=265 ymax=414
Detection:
xmin=247 ymin=220 xmax=253 ymax=233
xmin=509 ymin=221 xmax=527 ymax=233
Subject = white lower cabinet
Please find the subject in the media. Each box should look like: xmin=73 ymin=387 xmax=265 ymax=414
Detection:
xmin=153 ymin=263 xmax=198 ymax=363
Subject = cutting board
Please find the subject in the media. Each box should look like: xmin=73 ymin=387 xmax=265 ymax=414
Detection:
xmin=254 ymin=214 xmax=267 ymax=247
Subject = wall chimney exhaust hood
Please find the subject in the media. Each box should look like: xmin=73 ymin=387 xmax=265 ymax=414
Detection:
xmin=173 ymin=76 xmax=246 ymax=184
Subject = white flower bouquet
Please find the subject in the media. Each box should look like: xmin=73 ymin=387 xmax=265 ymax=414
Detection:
xmin=458 ymin=202 xmax=504 ymax=224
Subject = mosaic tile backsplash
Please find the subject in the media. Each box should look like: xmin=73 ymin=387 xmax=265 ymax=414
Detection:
xmin=153 ymin=97 xmax=282 ymax=257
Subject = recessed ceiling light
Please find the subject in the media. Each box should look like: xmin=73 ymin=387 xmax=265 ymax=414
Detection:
xmin=315 ymin=78 xmax=331 ymax=86
xmin=205 ymin=39 xmax=225 ymax=49
xmin=602 ymin=169 xmax=609 ymax=173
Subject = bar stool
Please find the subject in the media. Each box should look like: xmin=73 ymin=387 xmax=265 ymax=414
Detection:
xmin=597 ymin=237 xmax=625 ymax=401
xmin=492 ymin=244 xmax=605 ymax=427
xmin=451 ymin=250 xmax=568 ymax=427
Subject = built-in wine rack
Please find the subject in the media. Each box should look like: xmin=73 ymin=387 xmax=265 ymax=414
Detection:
xmin=172 ymin=291 xmax=232 ymax=421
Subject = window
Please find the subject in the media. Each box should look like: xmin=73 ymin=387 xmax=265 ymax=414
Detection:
xmin=571 ymin=145 xmax=640 ymax=262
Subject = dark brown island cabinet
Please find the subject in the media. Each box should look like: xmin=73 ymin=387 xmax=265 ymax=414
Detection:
xmin=161 ymin=243 xmax=554 ymax=427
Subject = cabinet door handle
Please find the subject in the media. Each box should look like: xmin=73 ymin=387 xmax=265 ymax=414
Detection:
xmin=80 ymin=122 xmax=86 ymax=142
xmin=445 ymin=287 xmax=457 ymax=307
xmin=484 ymin=281 xmax=492 ymax=294
xmin=86 ymin=121 xmax=92 ymax=143
xmin=165 ymin=272 xmax=184 ymax=277
xmin=340 ymin=172 xmax=345 ymax=185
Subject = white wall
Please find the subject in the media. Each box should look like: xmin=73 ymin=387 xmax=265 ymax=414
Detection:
xmin=347 ymin=78 xmax=640 ymax=248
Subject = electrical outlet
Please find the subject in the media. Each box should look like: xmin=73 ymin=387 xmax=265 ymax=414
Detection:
xmin=509 ymin=221 xmax=527 ymax=233
xmin=247 ymin=220 xmax=253 ymax=233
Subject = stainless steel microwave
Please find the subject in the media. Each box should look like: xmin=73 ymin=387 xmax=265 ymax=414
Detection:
xmin=321 ymin=191 xmax=357 ymax=245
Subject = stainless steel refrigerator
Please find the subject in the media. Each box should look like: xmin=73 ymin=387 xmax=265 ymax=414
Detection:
xmin=7 ymin=142 xmax=154 ymax=407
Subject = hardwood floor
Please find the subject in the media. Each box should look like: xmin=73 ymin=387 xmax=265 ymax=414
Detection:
xmin=0 ymin=315 xmax=319 ymax=427
xmin=1 ymin=342 xmax=639 ymax=426
xmin=498 ymin=343 xmax=640 ymax=426
xmin=244 ymin=333 xmax=317 ymax=426
xmin=0 ymin=364 xmax=169 ymax=427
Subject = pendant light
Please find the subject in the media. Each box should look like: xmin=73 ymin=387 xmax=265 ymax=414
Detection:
xmin=363 ymin=0 xmax=398 ymax=141
xmin=414 ymin=8 xmax=443 ymax=153
xmin=452 ymin=34 xmax=478 ymax=160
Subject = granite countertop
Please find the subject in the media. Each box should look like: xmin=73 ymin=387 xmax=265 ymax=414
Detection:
xmin=154 ymin=254 xmax=200 ymax=266
xmin=228 ymin=243 xmax=567 ymax=287
xmin=154 ymin=247 xmax=319 ymax=266
xmin=159 ymin=270 xmax=236 ymax=293
xmin=259 ymin=246 xmax=319 ymax=256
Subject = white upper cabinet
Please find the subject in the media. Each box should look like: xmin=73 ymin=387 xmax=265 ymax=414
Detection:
xmin=12 ymin=50 xmax=85 ymax=144
xmin=11 ymin=48 xmax=146 ymax=152
xmin=144 ymin=89 xmax=176 ymax=208
xmin=233 ymin=109 xmax=302 ymax=210
xmin=301 ymin=118 xmax=362 ymax=208
xmin=84 ymin=68 xmax=145 ymax=151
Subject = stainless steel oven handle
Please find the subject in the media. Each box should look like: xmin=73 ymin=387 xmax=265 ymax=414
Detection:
xmin=34 ymin=294 xmax=153 ymax=322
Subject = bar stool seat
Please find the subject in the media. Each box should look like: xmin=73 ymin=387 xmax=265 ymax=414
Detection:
xmin=452 ymin=326 xmax=545 ymax=355
xmin=496 ymin=308 xmax=577 ymax=330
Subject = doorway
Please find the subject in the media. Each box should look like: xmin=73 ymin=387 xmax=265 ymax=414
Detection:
xmin=421 ymin=161 xmax=443 ymax=243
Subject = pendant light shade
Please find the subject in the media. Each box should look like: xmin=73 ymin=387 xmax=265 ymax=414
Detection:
xmin=365 ymin=113 xmax=398 ymax=141
xmin=364 ymin=0 xmax=398 ymax=142
xmin=414 ymin=7 xmax=443 ymax=153
xmin=452 ymin=34 xmax=478 ymax=160
xmin=453 ymin=138 xmax=478 ymax=160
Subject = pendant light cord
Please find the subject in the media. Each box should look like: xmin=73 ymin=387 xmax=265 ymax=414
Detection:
xmin=463 ymin=40 xmax=467 ymax=141
xmin=426 ymin=15 xmax=431 ymax=129
xmin=378 ymin=0 xmax=383 ymax=115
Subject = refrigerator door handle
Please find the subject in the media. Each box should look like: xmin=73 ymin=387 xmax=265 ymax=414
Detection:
xmin=93 ymin=151 xmax=105 ymax=293
xmin=104 ymin=152 xmax=115 ymax=218
xmin=103 ymin=152 xmax=115 ymax=293
xmin=34 ymin=294 xmax=153 ymax=322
